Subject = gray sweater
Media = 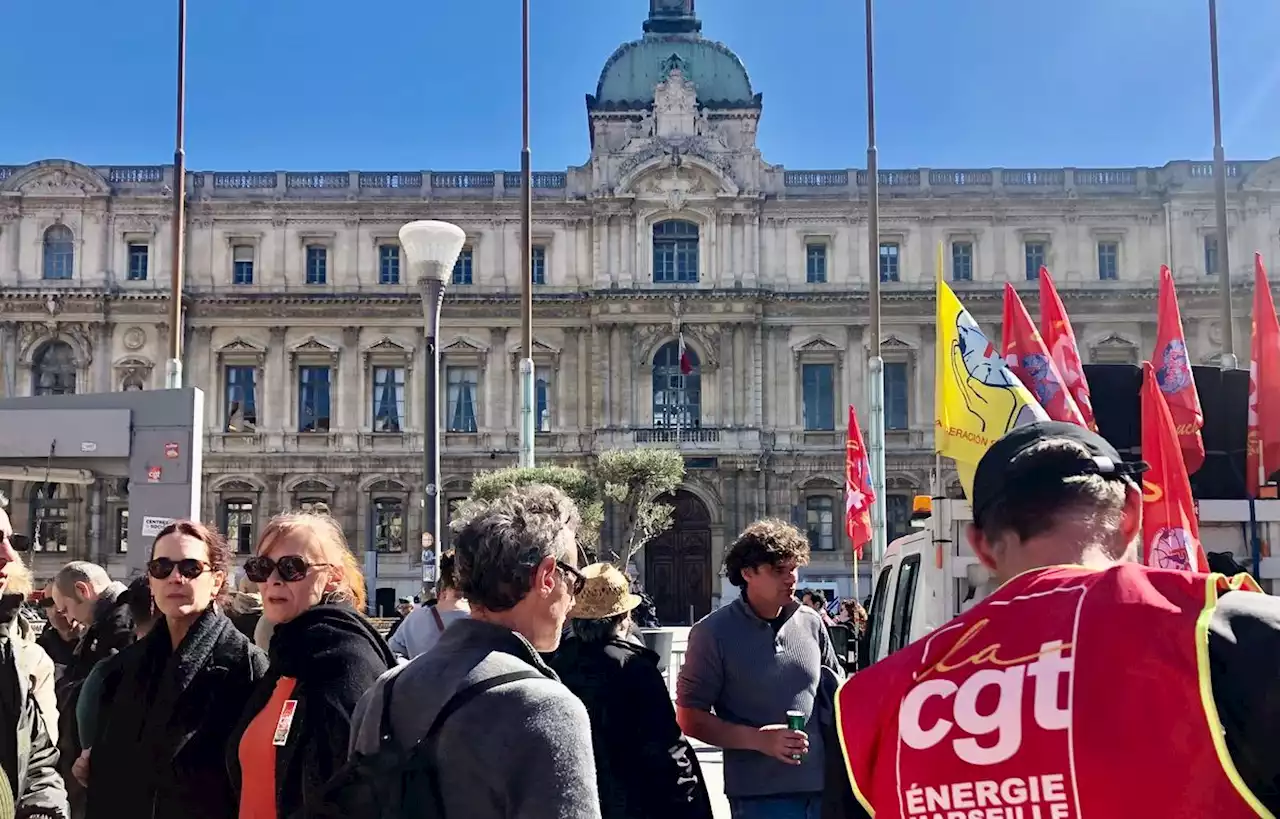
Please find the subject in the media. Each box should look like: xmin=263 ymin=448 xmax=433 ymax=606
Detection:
xmin=349 ymin=617 xmax=601 ymax=819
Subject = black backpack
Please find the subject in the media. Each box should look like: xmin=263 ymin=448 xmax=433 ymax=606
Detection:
xmin=296 ymin=668 xmax=543 ymax=819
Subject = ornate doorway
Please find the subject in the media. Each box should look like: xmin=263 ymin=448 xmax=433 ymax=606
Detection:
xmin=644 ymin=489 xmax=713 ymax=625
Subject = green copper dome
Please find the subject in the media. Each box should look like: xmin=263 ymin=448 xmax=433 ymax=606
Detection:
xmin=589 ymin=3 xmax=759 ymax=111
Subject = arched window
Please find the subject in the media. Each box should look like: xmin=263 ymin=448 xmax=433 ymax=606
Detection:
xmin=32 ymin=341 xmax=77 ymax=396
xmin=43 ymin=225 xmax=74 ymax=280
xmin=652 ymin=340 xmax=700 ymax=428
xmin=221 ymin=498 xmax=256 ymax=555
xmin=29 ymin=483 xmax=69 ymax=553
xmin=805 ymin=495 xmax=836 ymax=552
xmin=653 ymin=220 xmax=699 ymax=283
xmin=369 ymin=480 xmax=405 ymax=553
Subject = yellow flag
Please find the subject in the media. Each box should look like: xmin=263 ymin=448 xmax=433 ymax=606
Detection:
xmin=935 ymin=264 xmax=1048 ymax=497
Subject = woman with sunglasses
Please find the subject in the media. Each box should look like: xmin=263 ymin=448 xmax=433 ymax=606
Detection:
xmin=228 ymin=512 xmax=396 ymax=819
xmin=83 ymin=520 xmax=269 ymax=819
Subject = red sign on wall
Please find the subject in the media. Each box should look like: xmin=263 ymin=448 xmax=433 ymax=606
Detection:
xmin=164 ymin=442 xmax=179 ymax=459
xmin=147 ymin=466 xmax=162 ymax=483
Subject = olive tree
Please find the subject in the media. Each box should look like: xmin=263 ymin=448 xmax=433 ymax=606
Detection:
xmin=448 ymin=464 xmax=604 ymax=551
xmin=597 ymin=448 xmax=685 ymax=569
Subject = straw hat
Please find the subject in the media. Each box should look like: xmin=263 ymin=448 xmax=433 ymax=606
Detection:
xmin=570 ymin=563 xmax=642 ymax=621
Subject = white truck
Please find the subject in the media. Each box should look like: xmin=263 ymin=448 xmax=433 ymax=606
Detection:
xmin=863 ymin=495 xmax=1280 ymax=665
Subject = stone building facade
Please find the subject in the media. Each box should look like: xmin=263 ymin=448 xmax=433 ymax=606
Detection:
xmin=1 ymin=0 xmax=1278 ymax=616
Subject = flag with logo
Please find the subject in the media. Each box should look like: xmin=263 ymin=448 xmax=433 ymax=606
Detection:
xmin=936 ymin=254 xmax=1048 ymax=498
xmin=1151 ymin=265 xmax=1205 ymax=474
xmin=1001 ymin=283 xmax=1086 ymax=427
xmin=1248 ymin=253 xmax=1280 ymax=496
xmin=845 ymin=404 xmax=874 ymax=556
xmin=1141 ymin=361 xmax=1207 ymax=572
xmin=677 ymin=331 xmax=694 ymax=376
xmin=1039 ymin=267 xmax=1098 ymax=431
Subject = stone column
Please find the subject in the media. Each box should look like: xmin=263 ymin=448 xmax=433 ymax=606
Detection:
xmin=751 ymin=321 xmax=764 ymax=427
xmin=491 ymin=326 xmax=510 ymax=434
xmin=0 ymin=322 xmax=15 ymax=398
xmin=340 ymin=327 xmax=360 ymax=442
xmin=620 ymin=325 xmax=636 ymax=427
xmin=719 ymin=325 xmax=733 ymax=426
xmin=592 ymin=215 xmax=607 ymax=287
xmin=88 ymin=480 xmax=103 ymax=562
xmin=269 ymin=327 xmax=288 ymax=437
xmin=189 ymin=326 xmax=215 ymax=425
xmin=592 ymin=324 xmax=607 ymax=429
xmin=746 ymin=214 xmax=759 ymax=286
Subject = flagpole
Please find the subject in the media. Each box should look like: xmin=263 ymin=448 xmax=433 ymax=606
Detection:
xmin=1208 ymin=0 xmax=1236 ymax=370
xmin=864 ymin=0 xmax=888 ymax=572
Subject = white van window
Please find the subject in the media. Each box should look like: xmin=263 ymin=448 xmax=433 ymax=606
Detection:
xmin=863 ymin=566 xmax=894 ymax=668
xmin=887 ymin=554 xmax=922 ymax=654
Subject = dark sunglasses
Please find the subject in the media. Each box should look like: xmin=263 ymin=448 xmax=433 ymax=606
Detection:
xmin=147 ymin=558 xmax=212 ymax=581
xmin=556 ymin=561 xmax=587 ymax=596
xmin=244 ymin=555 xmax=332 ymax=584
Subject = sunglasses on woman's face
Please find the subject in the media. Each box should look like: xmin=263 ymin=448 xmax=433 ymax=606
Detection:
xmin=556 ymin=560 xmax=587 ymax=596
xmin=243 ymin=555 xmax=332 ymax=584
xmin=146 ymin=558 xmax=212 ymax=581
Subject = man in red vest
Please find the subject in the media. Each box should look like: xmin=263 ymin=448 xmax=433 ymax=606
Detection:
xmin=824 ymin=421 xmax=1280 ymax=819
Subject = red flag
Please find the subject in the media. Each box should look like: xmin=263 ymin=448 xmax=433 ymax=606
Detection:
xmin=1153 ymin=265 xmax=1205 ymax=475
xmin=1001 ymin=283 xmax=1086 ymax=426
xmin=1141 ymin=362 xmax=1207 ymax=572
xmin=1039 ymin=267 xmax=1098 ymax=431
xmin=845 ymin=405 xmax=875 ymax=557
xmin=677 ymin=332 xmax=694 ymax=376
xmin=1248 ymin=253 xmax=1280 ymax=496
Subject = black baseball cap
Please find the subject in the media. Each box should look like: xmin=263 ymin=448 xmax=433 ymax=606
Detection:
xmin=971 ymin=421 xmax=1149 ymax=525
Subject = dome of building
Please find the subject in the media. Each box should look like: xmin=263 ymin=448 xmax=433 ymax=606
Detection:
xmin=589 ymin=1 xmax=759 ymax=111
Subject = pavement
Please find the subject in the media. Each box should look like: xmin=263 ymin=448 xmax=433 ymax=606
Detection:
xmin=694 ymin=741 xmax=731 ymax=818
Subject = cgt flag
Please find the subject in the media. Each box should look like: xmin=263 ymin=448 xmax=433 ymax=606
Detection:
xmin=936 ymin=273 xmax=1048 ymax=498
xmin=1001 ymin=283 xmax=1087 ymax=427
xmin=1141 ymin=361 xmax=1207 ymax=572
xmin=1039 ymin=267 xmax=1098 ymax=431
xmin=1153 ymin=265 xmax=1205 ymax=474
xmin=845 ymin=405 xmax=875 ymax=557
xmin=1248 ymin=253 xmax=1280 ymax=496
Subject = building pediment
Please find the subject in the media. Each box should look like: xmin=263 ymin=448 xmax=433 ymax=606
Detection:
xmin=441 ymin=336 xmax=489 ymax=356
xmin=1243 ymin=156 xmax=1280 ymax=192
xmin=0 ymin=159 xmax=112 ymax=198
xmin=616 ymin=148 xmax=738 ymax=203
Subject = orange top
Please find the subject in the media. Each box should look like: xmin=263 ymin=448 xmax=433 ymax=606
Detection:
xmin=238 ymin=677 xmax=299 ymax=819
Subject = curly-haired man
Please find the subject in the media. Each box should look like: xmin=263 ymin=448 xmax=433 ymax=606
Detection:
xmin=677 ymin=519 xmax=843 ymax=819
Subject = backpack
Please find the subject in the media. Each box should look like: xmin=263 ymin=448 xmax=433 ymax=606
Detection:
xmin=296 ymin=668 xmax=544 ymax=819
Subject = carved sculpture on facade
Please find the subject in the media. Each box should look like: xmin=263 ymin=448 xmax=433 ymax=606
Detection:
xmin=654 ymin=60 xmax=698 ymax=139
xmin=115 ymin=358 xmax=154 ymax=391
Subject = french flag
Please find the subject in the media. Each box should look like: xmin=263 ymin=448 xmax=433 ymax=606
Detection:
xmin=678 ymin=332 xmax=694 ymax=375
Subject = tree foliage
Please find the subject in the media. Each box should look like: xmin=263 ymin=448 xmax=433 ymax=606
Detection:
xmin=449 ymin=449 xmax=685 ymax=566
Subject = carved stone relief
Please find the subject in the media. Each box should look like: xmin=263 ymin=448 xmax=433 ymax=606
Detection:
xmin=122 ymin=327 xmax=146 ymax=351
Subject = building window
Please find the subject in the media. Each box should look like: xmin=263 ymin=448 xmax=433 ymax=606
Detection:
xmin=885 ymin=362 xmax=908 ymax=430
xmin=28 ymin=483 xmax=69 ymax=552
xmin=232 ymin=245 xmax=255 ymax=285
xmin=32 ymin=341 xmax=77 ymax=396
xmin=224 ymin=365 xmax=257 ymax=432
xmin=652 ymin=340 xmax=700 ymax=428
xmin=801 ymin=363 xmax=835 ymax=431
xmin=297 ymin=365 xmax=332 ymax=433
xmin=378 ymin=244 xmax=401 ymax=285
xmin=371 ymin=366 xmax=406 ymax=433
xmin=42 ymin=225 xmax=74 ymax=280
xmin=951 ymin=241 xmax=973 ymax=281
xmin=1025 ymin=242 xmax=1046 ymax=280
xmin=886 ymin=494 xmax=911 ymax=543
xmin=446 ymin=366 xmax=479 ymax=433
xmin=127 ymin=243 xmax=149 ymax=281
xmin=452 ymin=247 xmax=474 ymax=285
xmin=305 ymin=245 xmax=327 ymax=285
xmin=371 ymin=496 xmax=405 ymax=553
xmin=1204 ymin=235 xmax=1219 ymax=276
xmin=653 ymin=220 xmax=699 ymax=283
xmin=805 ymin=495 xmax=836 ymax=552
xmin=536 ymin=368 xmax=551 ymax=432
xmin=222 ymin=499 xmax=255 ymax=554
xmin=115 ymin=508 xmax=128 ymax=553
xmin=298 ymin=497 xmax=330 ymax=515
xmin=1097 ymin=241 xmax=1119 ymax=280
xmin=531 ymin=245 xmax=546 ymax=285
xmin=806 ymin=243 xmax=828 ymax=284
xmin=879 ymin=242 xmax=900 ymax=282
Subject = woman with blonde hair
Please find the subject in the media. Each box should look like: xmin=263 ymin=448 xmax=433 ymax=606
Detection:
xmin=228 ymin=511 xmax=395 ymax=819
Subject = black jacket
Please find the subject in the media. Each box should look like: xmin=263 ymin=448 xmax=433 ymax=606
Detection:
xmin=85 ymin=607 xmax=267 ymax=819
xmin=0 ymin=595 xmax=67 ymax=819
xmin=55 ymin=582 xmax=134 ymax=815
xmin=549 ymin=633 xmax=713 ymax=819
xmin=228 ymin=604 xmax=395 ymax=819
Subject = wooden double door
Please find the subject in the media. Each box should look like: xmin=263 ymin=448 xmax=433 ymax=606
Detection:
xmin=644 ymin=490 xmax=713 ymax=625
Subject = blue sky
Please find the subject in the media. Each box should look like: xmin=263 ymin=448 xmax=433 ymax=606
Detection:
xmin=2 ymin=0 xmax=1278 ymax=172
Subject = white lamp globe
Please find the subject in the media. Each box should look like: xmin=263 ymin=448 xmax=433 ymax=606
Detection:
xmin=398 ymin=220 xmax=467 ymax=281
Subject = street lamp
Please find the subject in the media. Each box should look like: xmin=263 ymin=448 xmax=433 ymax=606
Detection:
xmin=864 ymin=0 xmax=888 ymax=578
xmin=165 ymin=0 xmax=188 ymax=390
xmin=399 ymin=219 xmax=467 ymax=594
xmin=1207 ymin=0 xmax=1236 ymax=370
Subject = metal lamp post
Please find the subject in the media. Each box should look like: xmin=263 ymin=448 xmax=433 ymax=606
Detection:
xmin=399 ymin=220 xmax=467 ymax=595
xmin=1207 ymin=0 xmax=1236 ymax=369
xmin=517 ymin=0 xmax=536 ymax=468
xmin=864 ymin=0 xmax=888 ymax=577
xmin=165 ymin=0 xmax=188 ymax=389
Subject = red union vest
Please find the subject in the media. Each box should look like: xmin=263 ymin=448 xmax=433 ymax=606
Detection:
xmin=835 ymin=564 xmax=1272 ymax=819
